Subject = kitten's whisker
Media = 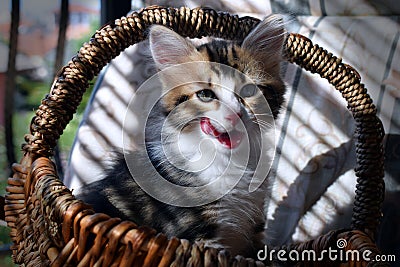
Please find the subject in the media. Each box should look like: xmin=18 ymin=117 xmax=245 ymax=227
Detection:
xmin=252 ymin=119 xmax=273 ymax=129
xmin=259 ymin=122 xmax=274 ymax=128
xmin=252 ymin=113 xmax=272 ymax=116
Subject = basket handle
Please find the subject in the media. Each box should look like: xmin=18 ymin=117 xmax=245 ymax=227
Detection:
xmin=22 ymin=6 xmax=384 ymax=239
xmin=284 ymin=34 xmax=385 ymax=238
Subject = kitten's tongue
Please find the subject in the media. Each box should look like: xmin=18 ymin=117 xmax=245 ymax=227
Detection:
xmin=200 ymin=117 xmax=242 ymax=149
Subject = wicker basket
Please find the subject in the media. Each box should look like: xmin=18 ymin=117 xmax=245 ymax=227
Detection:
xmin=4 ymin=6 xmax=387 ymax=267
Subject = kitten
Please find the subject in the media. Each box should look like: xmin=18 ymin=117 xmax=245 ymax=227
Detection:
xmin=77 ymin=15 xmax=286 ymax=257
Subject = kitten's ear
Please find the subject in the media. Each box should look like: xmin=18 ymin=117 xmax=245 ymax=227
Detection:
xmin=241 ymin=15 xmax=285 ymax=63
xmin=149 ymin=25 xmax=201 ymax=70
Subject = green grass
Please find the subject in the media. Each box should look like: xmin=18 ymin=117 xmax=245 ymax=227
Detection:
xmin=16 ymin=77 xmax=50 ymax=109
xmin=59 ymin=113 xmax=83 ymax=153
xmin=0 ymin=227 xmax=11 ymax=246
xmin=0 ymin=252 xmax=15 ymax=267
xmin=12 ymin=111 xmax=33 ymax=162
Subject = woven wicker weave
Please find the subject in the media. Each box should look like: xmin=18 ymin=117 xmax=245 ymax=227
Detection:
xmin=4 ymin=6 xmax=387 ymax=266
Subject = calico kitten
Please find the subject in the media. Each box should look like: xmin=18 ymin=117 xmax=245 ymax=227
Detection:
xmin=77 ymin=15 xmax=286 ymax=257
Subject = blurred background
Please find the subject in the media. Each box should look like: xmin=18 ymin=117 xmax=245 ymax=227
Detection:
xmin=0 ymin=0 xmax=133 ymax=265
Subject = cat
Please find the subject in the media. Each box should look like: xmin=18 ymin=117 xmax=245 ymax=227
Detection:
xmin=77 ymin=15 xmax=286 ymax=257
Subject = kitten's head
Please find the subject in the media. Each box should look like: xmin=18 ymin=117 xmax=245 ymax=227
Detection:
xmin=147 ymin=16 xmax=286 ymax=170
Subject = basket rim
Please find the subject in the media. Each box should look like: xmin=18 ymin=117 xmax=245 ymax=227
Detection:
xmin=5 ymin=5 xmax=385 ymax=266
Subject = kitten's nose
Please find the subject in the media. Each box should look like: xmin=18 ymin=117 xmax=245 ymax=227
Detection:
xmin=225 ymin=112 xmax=242 ymax=126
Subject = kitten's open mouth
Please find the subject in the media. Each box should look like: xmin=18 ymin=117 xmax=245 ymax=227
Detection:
xmin=200 ymin=117 xmax=243 ymax=149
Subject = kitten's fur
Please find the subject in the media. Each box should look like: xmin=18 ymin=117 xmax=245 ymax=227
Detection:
xmin=78 ymin=15 xmax=286 ymax=257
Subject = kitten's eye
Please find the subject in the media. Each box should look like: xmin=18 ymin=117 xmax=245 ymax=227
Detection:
xmin=196 ymin=89 xmax=217 ymax=102
xmin=240 ymin=84 xmax=258 ymax=98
